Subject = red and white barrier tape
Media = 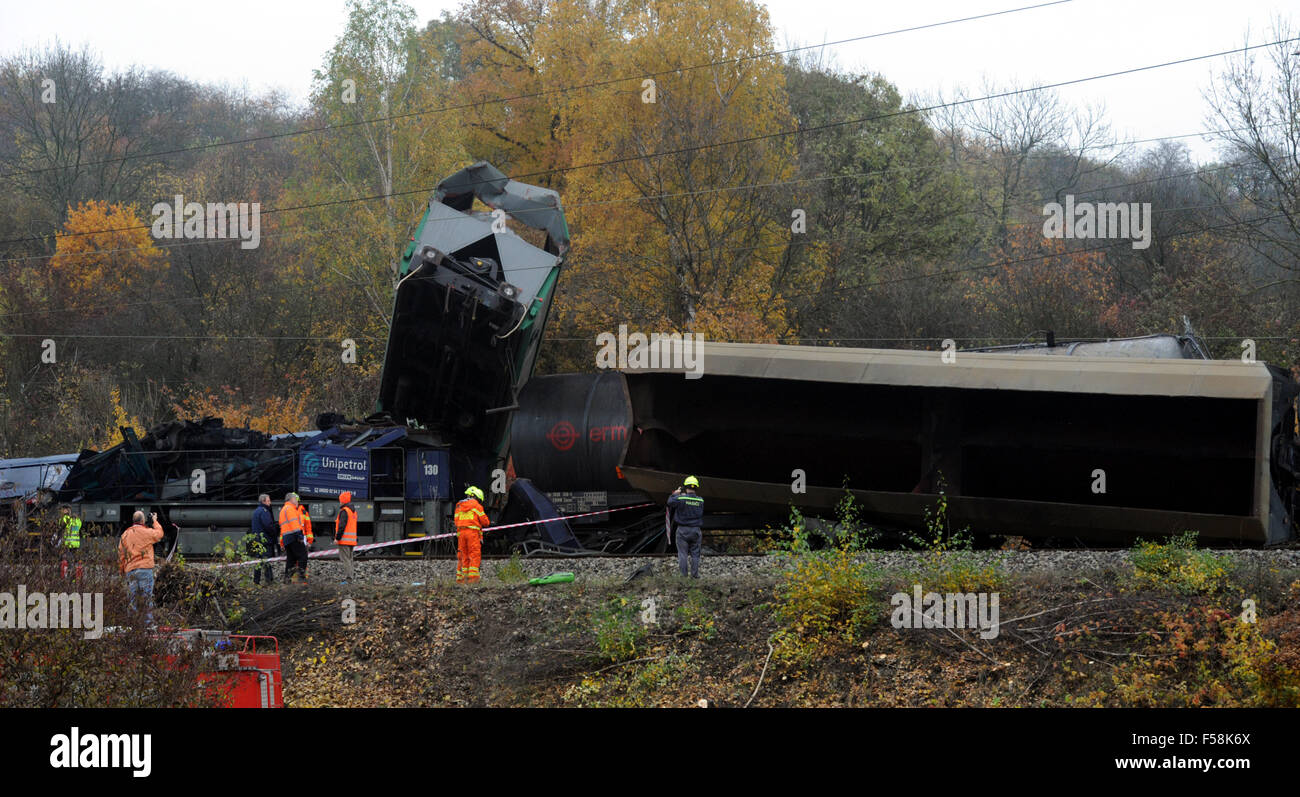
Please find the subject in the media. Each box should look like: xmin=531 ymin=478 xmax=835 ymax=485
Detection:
xmin=212 ymin=502 xmax=655 ymax=568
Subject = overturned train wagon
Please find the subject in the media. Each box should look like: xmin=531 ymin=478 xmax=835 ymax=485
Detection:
xmin=613 ymin=342 xmax=1300 ymax=546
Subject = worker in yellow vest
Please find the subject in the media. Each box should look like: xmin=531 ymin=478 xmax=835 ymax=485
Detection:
xmin=58 ymin=504 xmax=83 ymax=581
xmin=335 ymin=491 xmax=358 ymax=583
xmin=279 ymin=493 xmax=310 ymax=584
xmin=454 ymin=486 xmax=489 ymax=584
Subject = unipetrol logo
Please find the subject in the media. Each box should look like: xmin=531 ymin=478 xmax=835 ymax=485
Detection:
xmin=300 ymin=452 xmax=367 ymax=481
xmin=547 ymin=421 xmax=578 ymax=451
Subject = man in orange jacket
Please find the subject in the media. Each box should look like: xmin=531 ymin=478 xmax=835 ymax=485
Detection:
xmin=119 ymin=510 xmax=165 ymax=625
xmin=454 ymin=486 xmax=489 ymax=584
xmin=335 ymin=491 xmax=358 ymax=583
xmin=279 ymin=493 xmax=311 ymax=584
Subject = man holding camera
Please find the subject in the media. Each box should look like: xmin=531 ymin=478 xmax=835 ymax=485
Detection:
xmin=118 ymin=510 xmax=165 ymax=626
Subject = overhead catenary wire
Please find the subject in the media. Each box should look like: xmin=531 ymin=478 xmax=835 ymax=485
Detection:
xmin=0 ymin=127 xmax=1258 ymax=272
xmin=0 ymin=195 xmax=1284 ymax=333
xmin=1 ymin=35 xmax=1293 ymax=249
xmin=719 ymin=211 xmax=1298 ymax=311
xmin=0 ymin=131 xmax=1254 ymax=286
xmin=3 ymin=211 xmax=1290 ymax=342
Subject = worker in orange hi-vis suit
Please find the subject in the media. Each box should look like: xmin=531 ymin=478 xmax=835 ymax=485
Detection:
xmin=454 ymin=486 xmax=489 ymax=584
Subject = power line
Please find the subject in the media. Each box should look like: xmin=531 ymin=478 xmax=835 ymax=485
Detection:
xmin=0 ymin=131 xmax=1245 ymax=269
xmin=0 ymin=1 xmax=1072 ymax=181
xmin=1 ymin=210 xmax=1285 ymax=341
xmin=2 ymin=36 xmax=1291 ymax=249
xmin=733 ymin=212 xmax=1295 ymax=310
xmin=0 ymin=157 xmax=1273 ymax=325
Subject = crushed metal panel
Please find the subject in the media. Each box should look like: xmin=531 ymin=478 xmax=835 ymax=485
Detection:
xmin=376 ymin=162 xmax=569 ymax=474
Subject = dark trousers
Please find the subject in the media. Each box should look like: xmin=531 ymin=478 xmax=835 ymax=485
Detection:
xmin=253 ymin=537 xmax=275 ymax=585
xmin=675 ymin=526 xmax=702 ymax=578
xmin=283 ymin=534 xmax=308 ymax=580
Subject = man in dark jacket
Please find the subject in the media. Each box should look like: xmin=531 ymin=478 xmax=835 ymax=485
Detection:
xmin=249 ymin=493 xmax=278 ymax=585
xmin=666 ymin=476 xmax=705 ymax=578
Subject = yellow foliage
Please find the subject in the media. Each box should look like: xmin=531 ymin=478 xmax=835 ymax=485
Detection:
xmin=85 ymin=386 xmax=143 ymax=451
xmin=170 ymin=383 xmax=311 ymax=435
xmin=49 ymin=200 xmax=169 ymax=309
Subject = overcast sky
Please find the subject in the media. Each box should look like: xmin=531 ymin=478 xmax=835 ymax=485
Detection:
xmin=1 ymin=0 xmax=1294 ymax=163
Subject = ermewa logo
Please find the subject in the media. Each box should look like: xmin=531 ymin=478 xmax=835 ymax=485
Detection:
xmin=0 ymin=586 xmax=103 ymax=639
xmin=50 ymin=727 xmax=151 ymax=778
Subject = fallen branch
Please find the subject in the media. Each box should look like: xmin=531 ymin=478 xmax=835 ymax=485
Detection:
xmin=745 ymin=639 xmax=775 ymax=708
xmin=940 ymin=624 xmax=999 ymax=665
xmin=593 ymin=655 xmax=663 ymax=675
xmin=999 ymin=597 xmax=1118 ymax=626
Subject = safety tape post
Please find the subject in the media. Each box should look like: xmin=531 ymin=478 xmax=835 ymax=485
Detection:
xmin=211 ymin=502 xmax=655 ymax=568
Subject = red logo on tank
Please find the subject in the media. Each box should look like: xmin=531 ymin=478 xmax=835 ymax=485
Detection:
xmin=547 ymin=421 xmax=578 ymax=451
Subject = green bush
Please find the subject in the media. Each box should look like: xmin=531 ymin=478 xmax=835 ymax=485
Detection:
xmin=772 ymin=550 xmax=879 ymax=665
xmin=592 ymin=596 xmax=646 ymax=663
xmin=1129 ymin=531 xmax=1230 ymax=594
xmin=496 ymin=551 xmax=528 ymax=584
xmin=673 ymin=589 xmax=716 ymax=639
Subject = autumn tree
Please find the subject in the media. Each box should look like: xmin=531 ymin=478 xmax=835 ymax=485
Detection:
xmin=929 ymin=80 xmax=1116 ymax=250
xmin=0 ymin=43 xmax=193 ymax=231
xmin=963 ymin=226 xmax=1125 ymax=340
xmin=548 ymin=0 xmax=797 ymax=350
xmin=778 ymin=57 xmax=974 ymax=347
xmin=286 ymin=0 xmax=469 ymax=416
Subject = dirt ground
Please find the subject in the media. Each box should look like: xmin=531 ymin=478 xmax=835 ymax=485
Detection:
xmin=260 ymin=560 xmax=1300 ymax=708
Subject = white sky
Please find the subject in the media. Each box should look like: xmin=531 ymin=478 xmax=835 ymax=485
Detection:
xmin=0 ymin=0 xmax=1294 ymax=163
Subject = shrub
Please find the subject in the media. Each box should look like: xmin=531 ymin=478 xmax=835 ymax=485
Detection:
xmin=1129 ymin=531 xmax=1230 ymax=594
xmin=496 ymin=551 xmax=527 ymax=584
xmin=673 ymin=589 xmax=716 ymax=640
xmin=591 ymin=596 xmax=646 ymax=663
xmin=772 ymin=550 xmax=879 ymax=665
xmin=562 ymin=653 xmax=696 ymax=707
xmin=900 ymin=489 xmax=1008 ymax=594
xmin=0 ymin=517 xmax=218 ymax=707
xmin=1110 ymin=606 xmax=1300 ymax=707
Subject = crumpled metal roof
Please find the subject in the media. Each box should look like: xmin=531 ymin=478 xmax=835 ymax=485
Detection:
xmin=623 ymin=341 xmax=1273 ymax=400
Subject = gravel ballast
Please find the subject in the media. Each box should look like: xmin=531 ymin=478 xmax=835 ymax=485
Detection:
xmin=208 ymin=548 xmax=1300 ymax=587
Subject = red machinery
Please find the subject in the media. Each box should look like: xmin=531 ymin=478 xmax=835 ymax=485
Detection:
xmin=163 ymin=630 xmax=283 ymax=708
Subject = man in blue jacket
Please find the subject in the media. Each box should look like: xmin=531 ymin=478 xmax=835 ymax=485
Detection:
xmin=249 ymin=493 xmax=279 ymax=585
xmin=666 ymin=476 xmax=705 ymax=578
